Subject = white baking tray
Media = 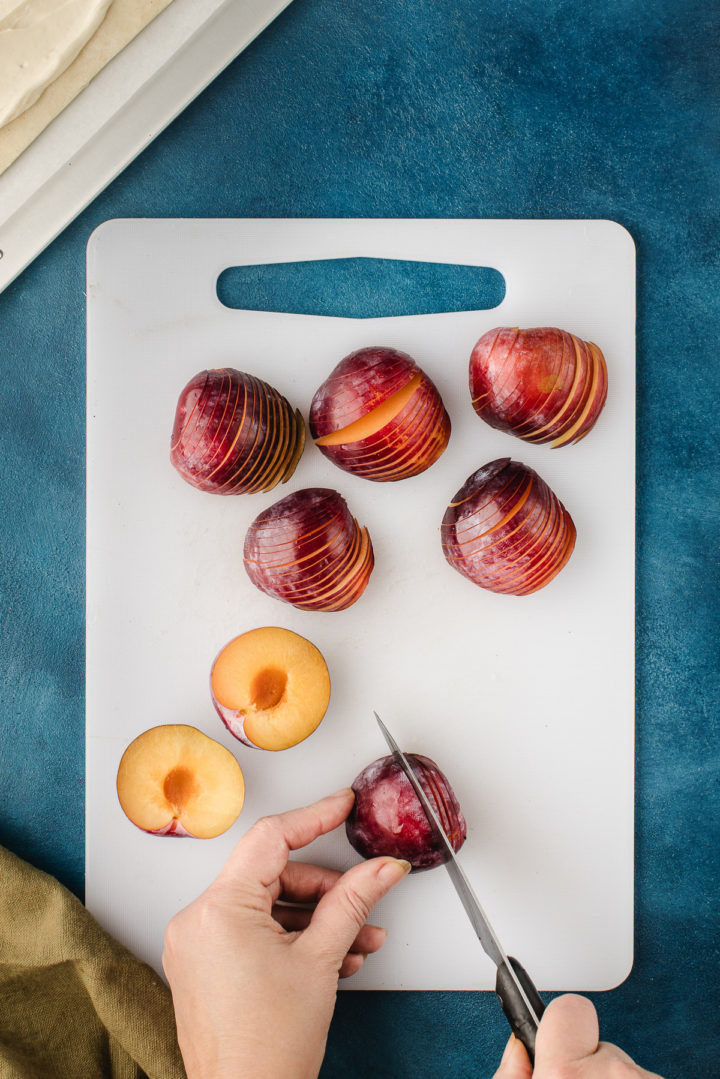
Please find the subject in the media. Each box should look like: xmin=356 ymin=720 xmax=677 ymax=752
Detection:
xmin=0 ymin=0 xmax=293 ymax=294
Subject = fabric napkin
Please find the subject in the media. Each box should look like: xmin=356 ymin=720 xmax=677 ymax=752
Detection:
xmin=0 ymin=845 xmax=187 ymax=1079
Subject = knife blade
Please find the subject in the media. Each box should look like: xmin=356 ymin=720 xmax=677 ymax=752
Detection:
xmin=373 ymin=710 xmax=545 ymax=1062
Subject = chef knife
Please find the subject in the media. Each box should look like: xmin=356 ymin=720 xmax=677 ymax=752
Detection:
xmin=373 ymin=710 xmax=546 ymax=1063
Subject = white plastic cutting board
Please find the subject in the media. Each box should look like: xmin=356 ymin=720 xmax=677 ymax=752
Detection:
xmin=86 ymin=218 xmax=636 ymax=990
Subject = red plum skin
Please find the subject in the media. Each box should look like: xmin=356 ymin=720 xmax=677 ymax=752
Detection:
xmin=346 ymin=753 xmax=466 ymax=871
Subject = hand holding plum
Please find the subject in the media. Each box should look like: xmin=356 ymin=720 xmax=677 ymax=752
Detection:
xmin=493 ymin=995 xmax=664 ymax=1079
xmin=162 ymin=789 xmax=410 ymax=1079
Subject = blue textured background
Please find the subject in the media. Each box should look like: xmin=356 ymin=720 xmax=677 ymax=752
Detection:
xmin=1 ymin=1 xmax=718 ymax=1076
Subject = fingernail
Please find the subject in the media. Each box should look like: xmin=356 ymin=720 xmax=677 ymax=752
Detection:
xmin=330 ymin=787 xmax=355 ymax=800
xmin=377 ymin=858 xmax=412 ymax=883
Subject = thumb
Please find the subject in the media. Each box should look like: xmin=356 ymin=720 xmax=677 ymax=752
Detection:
xmin=493 ymin=1035 xmax=533 ymax=1079
xmin=303 ymin=857 xmax=411 ymax=965
xmin=535 ymin=994 xmax=599 ymax=1069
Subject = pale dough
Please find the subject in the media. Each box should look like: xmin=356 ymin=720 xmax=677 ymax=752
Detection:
xmin=0 ymin=0 xmax=115 ymax=127
xmin=0 ymin=0 xmax=175 ymax=175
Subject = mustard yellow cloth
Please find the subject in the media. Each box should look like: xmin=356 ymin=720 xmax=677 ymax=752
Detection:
xmin=0 ymin=845 xmax=187 ymax=1079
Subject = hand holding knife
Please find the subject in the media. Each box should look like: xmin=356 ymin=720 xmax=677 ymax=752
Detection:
xmin=374 ymin=711 xmax=545 ymax=1063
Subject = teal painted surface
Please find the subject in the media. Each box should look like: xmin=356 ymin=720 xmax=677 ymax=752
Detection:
xmin=216 ymin=258 xmax=506 ymax=316
xmin=1 ymin=1 xmax=718 ymax=1076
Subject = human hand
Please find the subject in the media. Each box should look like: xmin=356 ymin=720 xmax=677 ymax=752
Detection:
xmin=162 ymin=788 xmax=410 ymax=1079
xmin=493 ymin=994 xmax=664 ymax=1078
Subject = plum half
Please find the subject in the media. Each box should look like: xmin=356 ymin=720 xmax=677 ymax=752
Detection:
xmin=211 ymin=626 xmax=331 ymax=750
xmin=116 ymin=725 xmax=245 ymax=838
xmin=309 ymin=346 xmax=451 ymax=481
xmin=469 ymin=327 xmax=608 ymax=447
xmin=346 ymin=753 xmax=467 ymax=871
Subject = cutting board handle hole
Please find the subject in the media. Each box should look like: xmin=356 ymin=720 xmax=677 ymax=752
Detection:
xmin=216 ymin=257 xmax=505 ymax=318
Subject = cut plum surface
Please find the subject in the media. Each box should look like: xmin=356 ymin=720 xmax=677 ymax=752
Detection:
xmin=116 ymin=724 xmax=245 ymax=838
xmin=211 ymin=627 xmax=331 ymax=750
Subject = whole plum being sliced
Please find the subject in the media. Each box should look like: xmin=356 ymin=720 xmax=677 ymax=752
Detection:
xmin=346 ymin=753 xmax=467 ymax=871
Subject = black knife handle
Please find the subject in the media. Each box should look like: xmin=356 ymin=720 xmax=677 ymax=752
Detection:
xmin=495 ymin=956 xmax=546 ymax=1065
